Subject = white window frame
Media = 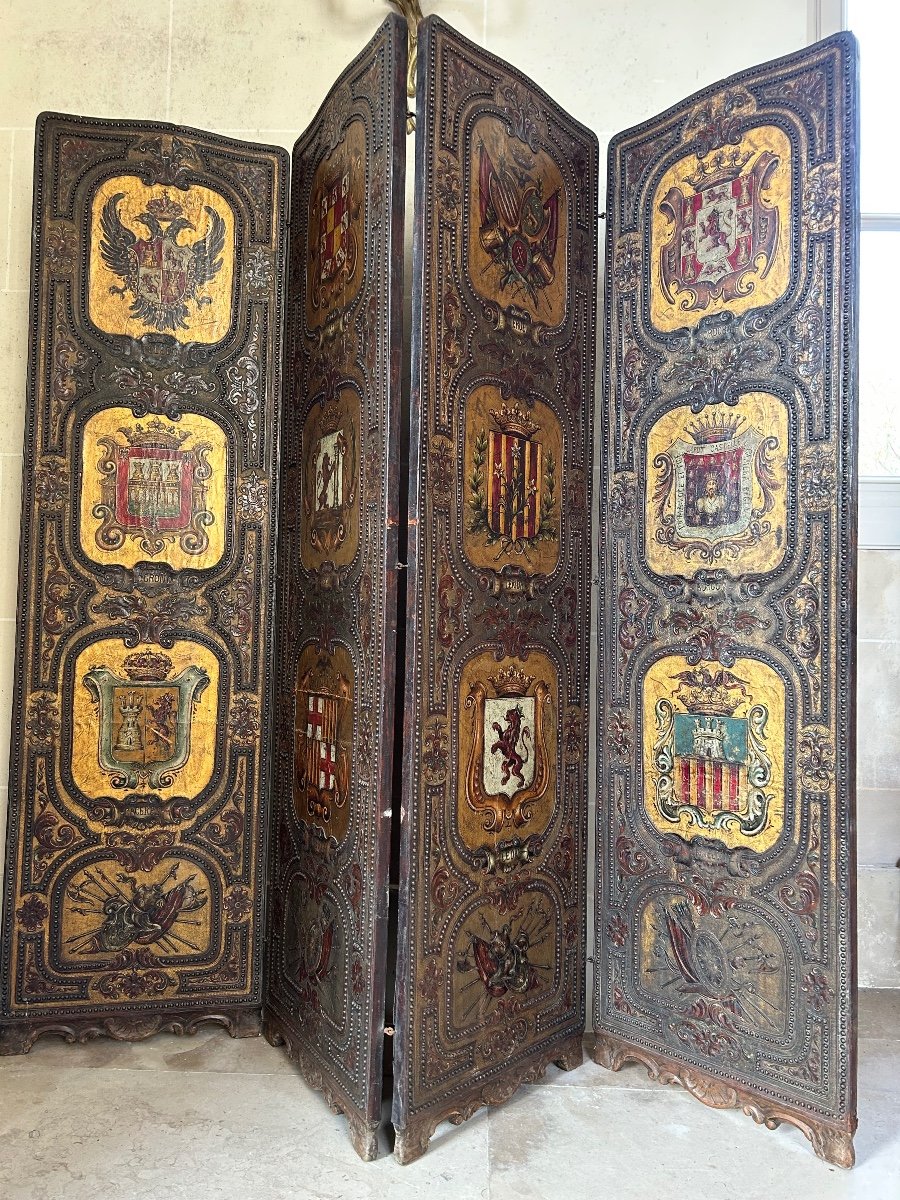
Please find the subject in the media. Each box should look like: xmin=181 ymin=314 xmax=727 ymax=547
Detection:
xmin=815 ymin=0 xmax=900 ymax=546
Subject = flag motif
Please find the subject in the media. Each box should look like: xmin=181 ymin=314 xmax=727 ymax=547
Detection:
xmin=487 ymin=430 xmax=542 ymax=541
xmin=675 ymin=757 xmax=744 ymax=813
xmin=306 ymin=693 xmax=339 ymax=791
xmin=319 ymin=172 xmax=350 ymax=283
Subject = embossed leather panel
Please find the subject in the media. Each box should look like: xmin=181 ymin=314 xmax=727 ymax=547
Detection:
xmin=393 ymin=17 xmax=598 ymax=1161
xmin=0 ymin=115 xmax=287 ymax=1046
xmin=593 ymin=34 xmax=859 ymax=1168
xmin=262 ymin=15 xmax=407 ymax=1161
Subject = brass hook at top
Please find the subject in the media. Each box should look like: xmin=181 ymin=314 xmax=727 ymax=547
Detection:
xmin=388 ymin=0 xmax=424 ymax=106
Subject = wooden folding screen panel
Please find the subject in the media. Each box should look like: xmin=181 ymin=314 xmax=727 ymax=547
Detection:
xmin=594 ymin=34 xmax=858 ymax=1166
xmin=262 ymin=16 xmax=407 ymax=1162
xmin=393 ymin=18 xmax=598 ymax=1162
xmin=0 ymin=116 xmax=286 ymax=1049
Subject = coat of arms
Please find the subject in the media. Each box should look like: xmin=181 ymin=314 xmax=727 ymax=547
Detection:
xmin=304 ymin=422 xmax=357 ymax=554
xmin=651 ymin=412 xmax=779 ymax=562
xmin=93 ymin=418 xmax=215 ymax=559
xmin=83 ymin=650 xmax=209 ymax=792
xmin=468 ymin=401 xmax=557 ymax=559
xmin=99 ymin=190 xmax=225 ymax=332
xmin=294 ymin=657 xmax=353 ymax=829
xmin=658 ymin=148 xmax=779 ymax=313
xmin=309 ymin=167 xmax=359 ymax=314
xmin=652 ymin=666 xmax=773 ymax=837
xmin=464 ymin=664 xmax=551 ymax=831
xmin=478 ymin=142 xmax=560 ymax=306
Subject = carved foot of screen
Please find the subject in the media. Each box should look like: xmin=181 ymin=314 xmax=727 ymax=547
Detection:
xmin=0 ymin=1006 xmax=261 ymax=1056
xmin=592 ymin=1032 xmax=856 ymax=1168
xmin=262 ymin=1008 xmax=381 ymax=1161
xmin=554 ymin=1033 xmax=585 ymax=1072
xmin=394 ymin=1031 xmax=586 ymax=1164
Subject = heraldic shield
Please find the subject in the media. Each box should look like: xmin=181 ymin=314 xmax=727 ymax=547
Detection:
xmin=83 ymin=650 xmax=209 ymax=791
xmin=464 ymin=664 xmax=551 ymax=832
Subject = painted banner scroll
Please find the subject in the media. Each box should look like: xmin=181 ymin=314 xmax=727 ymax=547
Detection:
xmin=393 ymin=16 xmax=598 ymax=1163
xmin=594 ymin=34 xmax=858 ymax=1167
xmin=0 ymin=115 xmax=286 ymax=1050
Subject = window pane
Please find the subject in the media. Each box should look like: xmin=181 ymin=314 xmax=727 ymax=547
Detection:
xmin=846 ymin=0 xmax=899 ymax=211
xmin=859 ymin=230 xmax=900 ymax=475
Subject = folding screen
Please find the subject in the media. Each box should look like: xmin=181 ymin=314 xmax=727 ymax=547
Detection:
xmin=0 ymin=114 xmax=287 ymax=1049
xmin=593 ymin=33 xmax=858 ymax=1167
xmin=0 ymin=10 xmax=858 ymax=1172
xmin=393 ymin=17 xmax=598 ymax=1162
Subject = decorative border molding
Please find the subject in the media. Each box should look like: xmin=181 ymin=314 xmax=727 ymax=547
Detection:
xmin=0 ymin=1005 xmax=261 ymax=1056
xmin=593 ymin=1031 xmax=857 ymax=1169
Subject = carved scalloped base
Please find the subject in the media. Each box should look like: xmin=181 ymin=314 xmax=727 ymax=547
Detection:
xmin=261 ymin=1007 xmax=380 ymax=1162
xmin=0 ymin=1005 xmax=262 ymax=1057
xmin=393 ymin=1031 xmax=584 ymax=1165
xmin=592 ymin=1031 xmax=856 ymax=1169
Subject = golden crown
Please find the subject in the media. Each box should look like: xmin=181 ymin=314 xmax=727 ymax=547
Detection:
xmin=687 ymin=412 xmax=743 ymax=445
xmin=490 ymin=402 xmax=540 ymax=439
xmin=674 ymin=668 xmax=746 ymax=717
xmin=120 ymin=418 xmax=190 ymax=450
xmin=146 ymin=191 xmax=184 ymax=221
xmin=123 ymin=650 xmax=172 ymax=681
xmin=684 ymin=148 xmax=752 ymax=193
xmin=489 ymin=664 xmax=533 ymax=697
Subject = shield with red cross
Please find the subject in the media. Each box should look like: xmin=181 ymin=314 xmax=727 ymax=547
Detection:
xmin=306 ymin=692 xmax=339 ymax=792
xmin=318 ymin=172 xmax=350 ymax=284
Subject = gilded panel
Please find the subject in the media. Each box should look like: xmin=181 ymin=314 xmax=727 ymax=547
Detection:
xmin=595 ymin=35 xmax=858 ymax=1167
xmin=466 ymin=114 xmax=568 ymax=333
xmin=645 ymin=392 xmax=788 ymax=579
xmin=70 ymin=639 xmax=219 ymax=816
xmin=1 ymin=115 xmax=286 ymax=1047
xmin=304 ymin=117 xmax=365 ymax=332
xmin=462 ymin=386 xmax=562 ymax=578
xmin=456 ymin=650 xmax=558 ymax=852
xmin=59 ymin=853 xmax=214 ymax=967
xmin=650 ymin=125 xmax=791 ymax=334
xmin=641 ymin=653 xmax=786 ymax=853
xmin=299 ymin=387 xmax=360 ymax=572
xmin=79 ymin=407 xmax=228 ymax=570
xmin=292 ymin=642 xmax=354 ymax=845
xmin=89 ymin=175 xmax=235 ymax=344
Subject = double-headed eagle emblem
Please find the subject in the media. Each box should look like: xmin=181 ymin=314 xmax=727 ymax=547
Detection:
xmin=100 ymin=190 xmax=225 ymax=332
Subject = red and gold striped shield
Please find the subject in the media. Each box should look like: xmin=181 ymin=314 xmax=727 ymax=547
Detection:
xmin=487 ymin=430 xmax=542 ymax=541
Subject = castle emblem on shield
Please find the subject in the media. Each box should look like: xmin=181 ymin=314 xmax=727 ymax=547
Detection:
xmin=310 ymin=168 xmax=359 ymax=313
xmin=294 ymin=657 xmax=352 ymax=829
xmin=93 ymin=418 xmax=215 ymax=559
xmin=468 ymin=401 xmax=557 ymax=559
xmin=658 ymin=148 xmax=779 ymax=313
xmin=651 ymin=412 xmax=779 ymax=562
xmin=478 ymin=143 xmax=560 ymax=304
xmin=464 ymin=664 xmax=552 ymax=831
xmin=652 ymin=666 xmax=773 ymax=837
xmin=83 ymin=650 xmax=209 ymax=791
xmin=99 ymin=190 xmax=225 ymax=332
xmin=304 ymin=423 xmax=357 ymax=554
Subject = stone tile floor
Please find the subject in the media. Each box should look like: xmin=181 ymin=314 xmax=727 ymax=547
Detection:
xmin=0 ymin=990 xmax=897 ymax=1199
